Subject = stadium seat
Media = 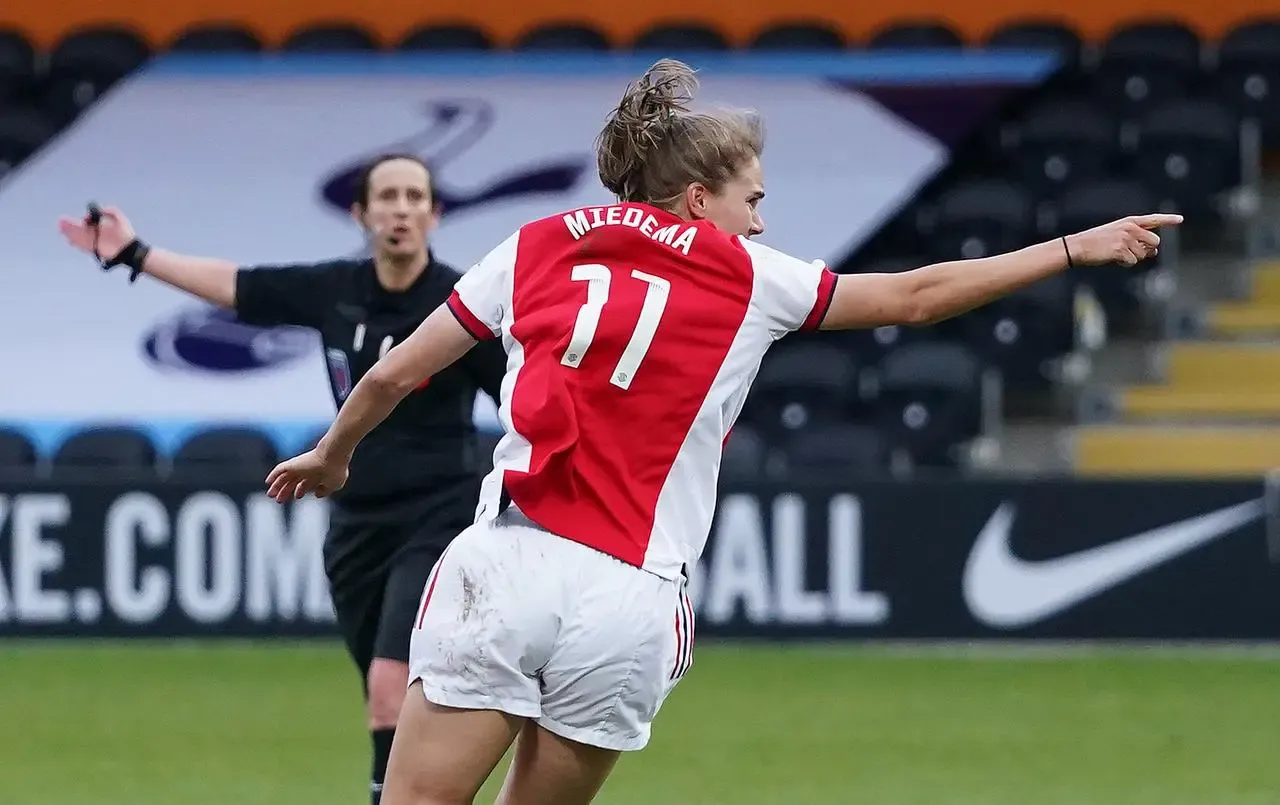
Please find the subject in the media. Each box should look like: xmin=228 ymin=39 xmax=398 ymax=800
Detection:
xmin=742 ymin=342 xmax=860 ymax=439
xmin=515 ymin=24 xmax=610 ymax=51
xmin=920 ymin=179 xmax=1036 ymax=263
xmin=779 ymin=423 xmax=889 ymax=479
xmin=750 ymin=22 xmax=845 ymax=50
xmin=985 ymin=19 xmax=1083 ymax=68
xmin=1073 ymin=426 xmax=1280 ymax=477
xmin=43 ymin=27 xmax=151 ymax=125
xmin=1050 ymin=178 xmax=1159 ymax=322
xmin=281 ymin=24 xmax=380 ymax=52
xmin=1215 ymin=19 xmax=1280 ymax=141
xmin=870 ymin=342 xmax=984 ymax=468
xmin=398 ymin=24 xmax=493 ymax=51
xmin=168 ymin=24 xmax=263 ymax=52
xmin=633 ymin=24 xmax=730 ymax=51
xmin=50 ymin=426 xmax=158 ymax=480
xmin=1130 ymin=99 xmax=1241 ymax=213
xmin=1094 ymin=21 xmax=1205 ymax=115
xmin=170 ymin=427 xmax=280 ymax=481
xmin=0 ymin=107 xmax=56 ymax=178
xmin=0 ymin=29 xmax=36 ymax=102
xmin=1004 ymin=100 xmax=1119 ymax=198
xmin=721 ymin=426 xmax=766 ymax=483
xmin=0 ymin=428 xmax=38 ymax=478
xmin=868 ymin=21 xmax=963 ymax=49
xmin=955 ymin=273 xmax=1077 ymax=385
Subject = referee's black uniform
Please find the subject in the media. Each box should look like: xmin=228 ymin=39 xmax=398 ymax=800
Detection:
xmin=234 ymin=252 xmax=504 ymax=677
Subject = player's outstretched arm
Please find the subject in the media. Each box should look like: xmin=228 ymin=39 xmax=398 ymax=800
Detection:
xmin=265 ymin=306 xmax=479 ymax=502
xmin=58 ymin=205 xmax=238 ymax=307
xmin=819 ymin=214 xmax=1183 ymax=331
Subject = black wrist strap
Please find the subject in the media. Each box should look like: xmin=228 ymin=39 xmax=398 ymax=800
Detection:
xmin=1060 ymin=236 xmax=1075 ymax=270
xmin=86 ymin=202 xmax=151 ymax=284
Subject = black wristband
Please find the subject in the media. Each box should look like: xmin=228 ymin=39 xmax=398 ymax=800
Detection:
xmin=1060 ymin=236 xmax=1075 ymax=270
xmin=101 ymin=238 xmax=152 ymax=284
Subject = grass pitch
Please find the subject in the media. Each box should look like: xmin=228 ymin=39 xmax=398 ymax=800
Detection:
xmin=1 ymin=641 xmax=1277 ymax=804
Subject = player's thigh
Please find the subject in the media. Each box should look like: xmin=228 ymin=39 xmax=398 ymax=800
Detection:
xmin=495 ymin=720 xmax=620 ymax=805
xmin=323 ymin=523 xmax=394 ymax=679
xmin=373 ymin=539 xmax=451 ymax=665
xmin=538 ymin=547 xmax=691 ymax=752
xmin=408 ymin=521 xmax=560 ymax=720
xmin=383 ymin=680 xmax=523 ymax=805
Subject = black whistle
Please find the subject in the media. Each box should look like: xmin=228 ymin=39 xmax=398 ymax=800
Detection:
xmin=86 ymin=202 xmax=104 ymax=227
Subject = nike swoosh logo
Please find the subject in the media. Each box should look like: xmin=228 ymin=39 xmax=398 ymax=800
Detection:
xmin=963 ymin=499 xmax=1264 ymax=629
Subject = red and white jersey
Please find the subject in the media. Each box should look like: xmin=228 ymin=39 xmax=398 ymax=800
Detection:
xmin=447 ymin=202 xmax=836 ymax=580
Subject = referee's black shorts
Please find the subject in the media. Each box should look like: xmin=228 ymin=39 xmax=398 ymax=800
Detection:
xmin=321 ymin=479 xmax=478 ymax=682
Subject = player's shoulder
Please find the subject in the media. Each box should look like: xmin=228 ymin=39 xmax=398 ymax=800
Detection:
xmin=737 ymin=238 xmax=825 ymax=274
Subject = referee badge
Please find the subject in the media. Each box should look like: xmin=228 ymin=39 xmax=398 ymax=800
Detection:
xmin=326 ymin=348 xmax=353 ymax=401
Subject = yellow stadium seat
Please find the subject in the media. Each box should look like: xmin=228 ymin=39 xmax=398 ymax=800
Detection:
xmin=1073 ymin=426 xmax=1280 ymax=477
xmin=1162 ymin=343 xmax=1280 ymax=389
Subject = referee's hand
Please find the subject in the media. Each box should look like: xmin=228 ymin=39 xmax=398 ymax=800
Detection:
xmin=265 ymin=449 xmax=349 ymax=503
xmin=58 ymin=205 xmax=136 ymax=261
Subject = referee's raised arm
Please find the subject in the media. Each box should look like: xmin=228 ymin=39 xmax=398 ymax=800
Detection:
xmin=58 ymin=204 xmax=338 ymax=328
xmin=58 ymin=205 xmax=239 ymax=308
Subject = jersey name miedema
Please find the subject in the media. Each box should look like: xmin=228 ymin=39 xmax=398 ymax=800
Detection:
xmin=447 ymin=202 xmax=837 ymax=580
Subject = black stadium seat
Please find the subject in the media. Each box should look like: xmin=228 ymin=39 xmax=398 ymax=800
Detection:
xmin=398 ymin=24 xmax=493 ymax=51
xmin=0 ymin=107 xmax=57 ymax=178
xmin=1094 ymin=21 xmax=1204 ymax=115
xmin=742 ymin=343 xmax=860 ymax=439
xmin=0 ymin=428 xmax=38 ymax=478
xmin=780 ymin=424 xmax=889 ymax=479
xmin=955 ymin=273 xmax=1078 ymax=385
xmin=920 ymin=179 xmax=1036 ymax=263
xmin=0 ymin=29 xmax=36 ymax=102
xmin=721 ymin=426 xmax=766 ymax=482
xmin=282 ymin=24 xmax=380 ymax=52
xmin=1130 ymin=99 xmax=1240 ymax=213
xmin=1004 ymin=100 xmax=1119 ymax=198
xmin=750 ymin=23 xmax=844 ymax=51
xmin=870 ymin=343 xmax=984 ymax=468
xmin=169 ymin=24 xmax=264 ymax=53
xmin=170 ymin=427 xmax=280 ymax=481
xmin=868 ymin=21 xmax=963 ymax=49
xmin=986 ymin=19 xmax=1083 ymax=67
xmin=633 ymin=24 xmax=730 ymax=51
xmin=1216 ymin=19 xmax=1280 ymax=141
xmin=515 ymin=24 xmax=610 ymax=51
xmin=43 ymin=27 xmax=151 ymax=125
xmin=50 ymin=426 xmax=158 ymax=480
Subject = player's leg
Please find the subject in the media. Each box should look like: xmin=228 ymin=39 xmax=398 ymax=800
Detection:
xmin=498 ymin=529 xmax=691 ymax=803
xmin=323 ymin=523 xmax=397 ymax=804
xmin=396 ymin=520 xmax=562 ymax=802
xmin=382 ymin=681 xmax=523 ymax=805
xmin=494 ymin=722 xmax=620 ymax=805
xmin=366 ymin=541 xmax=453 ymax=802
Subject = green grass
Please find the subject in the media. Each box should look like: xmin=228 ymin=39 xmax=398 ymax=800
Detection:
xmin=1 ymin=642 xmax=1278 ymax=804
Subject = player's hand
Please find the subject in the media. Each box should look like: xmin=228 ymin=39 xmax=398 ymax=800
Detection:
xmin=57 ymin=205 xmax=136 ymax=261
xmin=265 ymin=449 xmax=349 ymax=503
xmin=1065 ymin=213 xmax=1184 ymax=267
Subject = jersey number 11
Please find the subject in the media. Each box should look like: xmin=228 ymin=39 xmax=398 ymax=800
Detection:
xmin=560 ymin=263 xmax=671 ymax=391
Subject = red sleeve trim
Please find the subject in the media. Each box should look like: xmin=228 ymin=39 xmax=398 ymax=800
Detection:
xmin=447 ymin=290 xmax=497 ymax=341
xmin=799 ymin=269 xmax=838 ymax=331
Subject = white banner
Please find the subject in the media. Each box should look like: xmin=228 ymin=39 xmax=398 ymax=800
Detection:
xmin=0 ymin=57 xmax=946 ymax=448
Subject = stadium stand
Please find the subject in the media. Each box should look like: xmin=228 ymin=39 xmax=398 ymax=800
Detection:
xmin=1 ymin=12 xmax=1277 ymax=481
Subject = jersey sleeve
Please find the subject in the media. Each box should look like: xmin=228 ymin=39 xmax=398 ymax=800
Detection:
xmin=741 ymin=239 xmax=839 ymax=336
xmin=447 ymin=230 xmax=519 ymax=341
xmin=234 ymin=262 xmax=338 ymax=328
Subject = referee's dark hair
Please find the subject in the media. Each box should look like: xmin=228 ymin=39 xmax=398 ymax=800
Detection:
xmin=353 ymin=153 xmax=438 ymax=210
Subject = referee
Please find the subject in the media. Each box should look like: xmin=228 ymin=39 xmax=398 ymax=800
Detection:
xmin=57 ymin=154 xmax=505 ymax=805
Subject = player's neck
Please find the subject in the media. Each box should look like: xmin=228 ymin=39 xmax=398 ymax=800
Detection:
xmin=373 ymin=252 xmax=429 ymax=292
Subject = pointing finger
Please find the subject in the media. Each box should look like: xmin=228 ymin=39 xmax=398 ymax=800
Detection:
xmin=1131 ymin=213 xmax=1183 ymax=229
